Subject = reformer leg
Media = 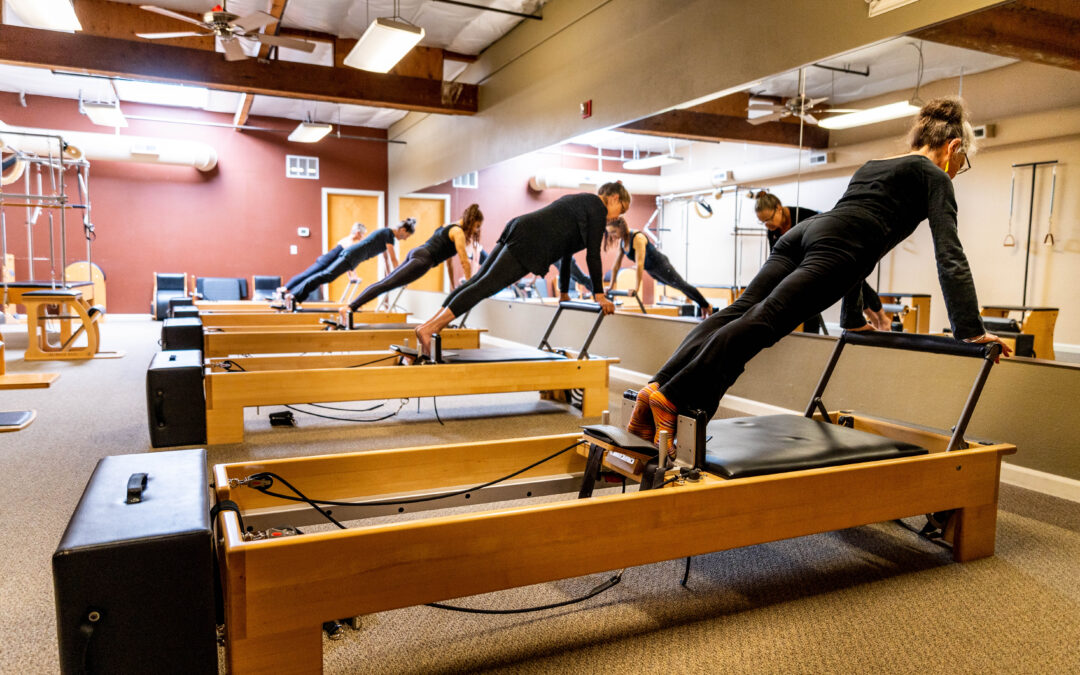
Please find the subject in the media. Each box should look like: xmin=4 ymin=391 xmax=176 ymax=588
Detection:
xmin=227 ymin=625 xmax=323 ymax=675
xmin=206 ymin=405 xmax=245 ymax=445
xmin=951 ymin=502 xmax=999 ymax=562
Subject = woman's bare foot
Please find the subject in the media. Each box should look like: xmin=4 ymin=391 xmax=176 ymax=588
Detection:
xmin=414 ymin=325 xmax=433 ymax=357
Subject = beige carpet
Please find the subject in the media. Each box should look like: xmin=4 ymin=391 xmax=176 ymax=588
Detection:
xmin=1 ymin=317 xmax=1077 ymax=674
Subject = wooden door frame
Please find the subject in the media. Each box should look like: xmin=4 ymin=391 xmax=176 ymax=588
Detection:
xmin=320 ymin=188 xmax=385 ymax=252
xmin=400 ymin=192 xmax=451 ymax=289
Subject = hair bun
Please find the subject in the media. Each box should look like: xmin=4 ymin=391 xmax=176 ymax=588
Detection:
xmin=919 ymin=97 xmax=965 ymax=124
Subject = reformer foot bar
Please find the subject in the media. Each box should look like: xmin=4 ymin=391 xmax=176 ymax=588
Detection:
xmin=211 ymin=331 xmax=1013 ymax=673
xmin=202 ymin=301 xmax=617 ymax=443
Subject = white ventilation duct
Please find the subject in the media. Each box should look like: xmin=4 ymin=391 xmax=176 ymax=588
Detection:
xmin=0 ymin=121 xmax=218 ymax=171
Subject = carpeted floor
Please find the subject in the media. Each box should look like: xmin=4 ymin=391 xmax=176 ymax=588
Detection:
xmin=1 ymin=317 xmax=1077 ymax=674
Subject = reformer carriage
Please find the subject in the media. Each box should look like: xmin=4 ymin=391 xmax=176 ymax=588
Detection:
xmin=211 ymin=330 xmax=1013 ymax=673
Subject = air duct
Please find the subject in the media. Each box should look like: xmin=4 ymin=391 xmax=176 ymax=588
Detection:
xmin=0 ymin=121 xmax=218 ymax=171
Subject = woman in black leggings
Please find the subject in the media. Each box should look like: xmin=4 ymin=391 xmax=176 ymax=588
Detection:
xmin=753 ymin=191 xmax=889 ymax=332
xmin=340 ymin=204 xmax=483 ymax=315
xmin=414 ymin=183 xmax=629 ymax=352
xmin=604 ymin=217 xmax=712 ymax=317
xmin=627 ymin=97 xmax=1010 ymax=445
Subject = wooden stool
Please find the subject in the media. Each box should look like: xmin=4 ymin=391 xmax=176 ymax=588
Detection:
xmin=21 ymin=289 xmax=109 ymax=361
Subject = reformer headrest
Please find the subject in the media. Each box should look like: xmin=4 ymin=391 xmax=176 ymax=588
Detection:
xmin=582 ymin=424 xmax=658 ymax=455
xmin=841 ymin=330 xmax=998 ymax=360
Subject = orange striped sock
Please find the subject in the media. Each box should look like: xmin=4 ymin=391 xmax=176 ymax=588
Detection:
xmin=626 ymin=382 xmax=658 ymax=441
xmin=649 ymin=388 xmax=679 ymax=447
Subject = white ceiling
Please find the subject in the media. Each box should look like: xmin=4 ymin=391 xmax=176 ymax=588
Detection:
xmin=569 ymin=37 xmax=1016 ymax=154
xmin=0 ymin=0 xmax=545 ymax=128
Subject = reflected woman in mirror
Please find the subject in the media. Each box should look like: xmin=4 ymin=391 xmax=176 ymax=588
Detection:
xmin=627 ymin=97 xmax=1010 ymax=445
xmin=604 ymin=216 xmax=712 ymax=317
xmin=339 ymin=205 xmax=483 ymax=316
xmin=753 ymin=190 xmax=890 ymax=332
xmin=414 ymin=182 xmax=630 ymax=353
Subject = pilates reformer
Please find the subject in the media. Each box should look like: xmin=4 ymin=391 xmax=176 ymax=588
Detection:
xmin=199 ymin=301 xmax=617 ymax=443
xmin=980 ymin=305 xmax=1057 ymax=360
xmin=194 ymin=278 xmax=367 ymax=314
xmin=0 ymin=339 xmax=60 ymax=431
xmin=879 ymin=292 xmax=931 ymax=334
xmin=197 ymin=309 xmax=409 ymax=329
xmin=207 ymin=330 xmax=1013 ymax=674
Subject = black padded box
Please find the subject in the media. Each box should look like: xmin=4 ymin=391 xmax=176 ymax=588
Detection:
xmin=147 ymin=349 xmax=206 ymax=447
xmin=161 ymin=316 xmax=203 ymax=351
xmin=171 ymin=304 xmax=200 ymax=319
xmin=52 ymin=449 xmax=216 ymax=674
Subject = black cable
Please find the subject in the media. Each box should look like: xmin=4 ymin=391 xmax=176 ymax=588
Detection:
xmin=432 ymin=397 xmax=443 ymax=425
xmin=244 ymin=440 xmax=586 ymax=509
xmin=680 ymin=556 xmax=692 ymax=587
xmin=893 ymin=518 xmax=953 ymax=551
xmin=307 ymin=401 xmax=385 ymax=412
xmin=283 ymin=404 xmax=403 ymax=423
xmin=348 ymin=354 xmax=399 ymax=368
xmin=427 ymin=571 xmax=622 ymax=614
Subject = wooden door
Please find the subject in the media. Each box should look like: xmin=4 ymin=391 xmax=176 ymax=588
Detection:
xmin=398 ymin=197 xmax=447 ymax=293
xmin=326 ymin=193 xmax=381 ymax=306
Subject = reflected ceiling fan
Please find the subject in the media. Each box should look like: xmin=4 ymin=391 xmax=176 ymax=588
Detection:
xmin=747 ymin=69 xmax=858 ymax=126
xmin=135 ymin=3 xmax=317 ymax=61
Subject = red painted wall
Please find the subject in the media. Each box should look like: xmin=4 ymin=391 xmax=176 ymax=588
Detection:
xmin=420 ymin=144 xmax=662 ymax=302
xmin=0 ymin=93 xmax=387 ymax=312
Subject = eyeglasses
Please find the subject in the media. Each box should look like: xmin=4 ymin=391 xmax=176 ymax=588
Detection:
xmin=955 ymin=154 xmax=972 ymax=176
xmin=757 ymin=209 xmax=777 ymax=225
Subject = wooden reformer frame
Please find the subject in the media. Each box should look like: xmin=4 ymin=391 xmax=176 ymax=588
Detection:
xmin=203 ymin=302 xmax=617 ymax=444
xmin=212 ymin=331 xmax=1014 ymax=674
xmin=202 ymin=326 xmax=486 ymax=358
xmin=198 ymin=310 xmax=408 ymax=329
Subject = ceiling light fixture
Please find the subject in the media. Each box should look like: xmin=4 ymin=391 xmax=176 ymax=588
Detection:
xmin=622 ymin=153 xmax=683 ymax=170
xmin=344 ymin=0 xmax=425 ymax=74
xmin=288 ymin=122 xmax=333 ymax=143
xmin=82 ymin=101 xmax=128 ymax=127
xmin=6 ymin=0 xmax=82 ymax=31
xmin=818 ymin=100 xmax=920 ymax=129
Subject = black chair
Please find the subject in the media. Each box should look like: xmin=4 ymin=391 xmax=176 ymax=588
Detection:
xmin=195 ymin=277 xmax=244 ymax=301
xmin=152 ymin=273 xmax=187 ymax=321
xmin=252 ymin=276 xmax=281 ymax=301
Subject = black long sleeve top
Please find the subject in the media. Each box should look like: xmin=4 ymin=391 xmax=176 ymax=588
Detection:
xmin=830 ymin=155 xmax=983 ymax=339
xmin=499 ymin=193 xmax=607 ymax=294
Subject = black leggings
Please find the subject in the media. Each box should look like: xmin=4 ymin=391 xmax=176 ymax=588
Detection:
xmin=647 ymin=256 xmax=710 ymax=309
xmin=292 ymin=254 xmax=360 ymax=303
xmin=348 ymin=248 xmax=435 ymax=311
xmin=286 ymin=246 xmax=340 ymax=293
xmin=443 ymin=242 xmax=528 ymax=316
xmin=654 ymin=219 xmax=873 ymax=419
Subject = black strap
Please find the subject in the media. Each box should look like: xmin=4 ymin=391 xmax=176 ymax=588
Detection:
xmin=125 ymin=473 xmax=148 ymax=504
xmin=210 ymin=499 xmax=245 ymax=535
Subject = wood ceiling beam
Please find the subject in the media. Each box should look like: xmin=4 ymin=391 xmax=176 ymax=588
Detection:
xmin=619 ymin=110 xmax=829 ymax=149
xmin=0 ymin=24 xmax=477 ymax=115
xmin=911 ymin=0 xmax=1080 ymax=71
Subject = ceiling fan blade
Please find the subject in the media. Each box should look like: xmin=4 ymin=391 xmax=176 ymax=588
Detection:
xmin=139 ymin=5 xmax=206 ymax=28
xmin=747 ymin=104 xmax=784 ymax=111
xmin=822 ymin=108 xmax=862 ymax=114
xmin=229 ymin=11 xmax=277 ymax=33
xmin=136 ymin=31 xmax=210 ymax=39
xmin=799 ymin=113 xmax=819 ymax=125
xmin=221 ymin=38 xmax=249 ymax=61
xmin=747 ymin=111 xmax=788 ymax=126
xmin=807 ymin=97 xmax=829 ymax=107
xmin=254 ymin=33 xmax=317 ymax=52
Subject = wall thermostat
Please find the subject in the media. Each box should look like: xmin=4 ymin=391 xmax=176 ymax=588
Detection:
xmin=297 ymin=227 xmax=310 ymax=237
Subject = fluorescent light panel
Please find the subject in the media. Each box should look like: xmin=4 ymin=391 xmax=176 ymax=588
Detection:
xmin=818 ymin=100 xmax=919 ymax=130
xmin=288 ymin=122 xmax=333 ymax=143
xmin=112 ymin=80 xmax=210 ymax=109
xmin=622 ymin=154 xmax=683 ymax=170
xmin=5 ymin=0 xmax=82 ymax=31
xmin=82 ymin=102 xmax=127 ymax=127
xmin=344 ymin=18 xmax=425 ymax=73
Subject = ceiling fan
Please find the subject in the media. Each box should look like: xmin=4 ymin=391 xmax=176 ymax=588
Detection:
xmin=135 ymin=4 xmax=317 ymax=61
xmin=746 ymin=69 xmax=858 ymax=126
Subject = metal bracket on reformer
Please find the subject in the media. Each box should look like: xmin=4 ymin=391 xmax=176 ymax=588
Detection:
xmin=335 ymin=278 xmax=363 ymax=306
xmin=537 ymin=300 xmax=607 ymax=360
xmin=805 ymin=331 xmax=1002 ymax=452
